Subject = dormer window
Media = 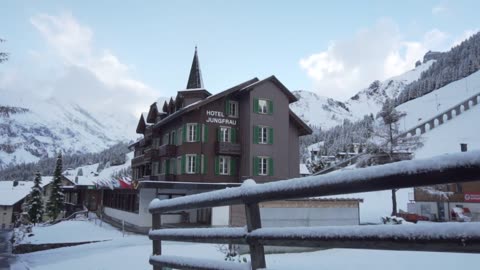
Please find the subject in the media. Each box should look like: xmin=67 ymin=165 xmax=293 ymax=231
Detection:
xmin=226 ymin=100 xmax=239 ymax=118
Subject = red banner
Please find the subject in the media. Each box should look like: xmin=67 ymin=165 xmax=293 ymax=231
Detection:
xmin=464 ymin=193 xmax=480 ymax=202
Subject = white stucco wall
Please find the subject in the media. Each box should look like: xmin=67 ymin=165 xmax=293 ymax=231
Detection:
xmin=260 ymin=207 xmax=359 ymax=227
xmin=212 ymin=206 xmax=230 ymax=226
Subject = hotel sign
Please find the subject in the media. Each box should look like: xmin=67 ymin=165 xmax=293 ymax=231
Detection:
xmin=206 ymin=110 xmax=237 ymax=125
xmin=464 ymin=193 xmax=480 ymax=202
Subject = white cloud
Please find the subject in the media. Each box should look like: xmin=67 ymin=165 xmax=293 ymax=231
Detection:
xmin=2 ymin=12 xmax=161 ymax=120
xmin=299 ymin=19 xmax=454 ymax=100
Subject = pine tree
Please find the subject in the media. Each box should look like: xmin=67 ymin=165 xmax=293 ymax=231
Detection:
xmin=0 ymin=38 xmax=8 ymax=63
xmin=28 ymin=171 xmax=44 ymax=225
xmin=46 ymin=153 xmax=65 ymax=220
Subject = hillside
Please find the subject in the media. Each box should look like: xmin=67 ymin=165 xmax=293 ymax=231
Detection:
xmin=0 ymin=87 xmax=145 ymax=167
xmin=291 ymin=60 xmax=434 ymax=129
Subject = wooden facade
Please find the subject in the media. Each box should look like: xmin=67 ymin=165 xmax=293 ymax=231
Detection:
xmin=130 ymin=49 xmax=312 ymax=186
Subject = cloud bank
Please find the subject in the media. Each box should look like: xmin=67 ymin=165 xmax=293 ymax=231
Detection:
xmin=299 ymin=18 xmax=469 ymax=101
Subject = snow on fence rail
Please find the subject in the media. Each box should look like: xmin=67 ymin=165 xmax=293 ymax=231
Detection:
xmin=148 ymin=151 xmax=480 ymax=270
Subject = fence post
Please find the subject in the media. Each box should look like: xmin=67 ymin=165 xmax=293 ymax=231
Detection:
xmin=245 ymin=203 xmax=266 ymax=270
xmin=152 ymin=212 xmax=162 ymax=270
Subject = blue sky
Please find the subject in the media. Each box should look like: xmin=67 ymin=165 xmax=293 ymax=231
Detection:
xmin=0 ymin=0 xmax=478 ymax=115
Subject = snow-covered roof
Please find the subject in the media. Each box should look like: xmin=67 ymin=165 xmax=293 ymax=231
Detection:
xmin=62 ymin=152 xmax=133 ymax=187
xmin=307 ymin=141 xmax=324 ymax=152
xmin=299 ymin=164 xmax=311 ymax=175
xmin=0 ymin=177 xmax=53 ymax=206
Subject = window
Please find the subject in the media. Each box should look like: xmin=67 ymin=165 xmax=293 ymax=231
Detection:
xmin=228 ymin=100 xmax=239 ymax=117
xmin=103 ymin=190 xmax=139 ymax=213
xmin=259 ymin=157 xmax=268 ymax=175
xmin=219 ymin=156 xmax=230 ymax=175
xmin=170 ymin=130 xmax=176 ymax=145
xmin=254 ymin=126 xmax=273 ymax=144
xmin=220 ymin=126 xmax=230 ymax=142
xmin=186 ymin=154 xmax=197 ymax=174
xmin=177 ymin=128 xmax=182 ymax=145
xmin=187 ymin=123 xmax=198 ymax=142
xmin=254 ymin=98 xmax=273 ymax=114
xmin=259 ymin=126 xmax=268 ymax=144
xmin=258 ymin=99 xmax=268 ymax=114
xmin=254 ymin=156 xmax=273 ymax=176
xmin=162 ymin=133 xmax=170 ymax=145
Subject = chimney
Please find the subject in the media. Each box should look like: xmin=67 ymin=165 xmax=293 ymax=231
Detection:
xmin=460 ymin=143 xmax=468 ymax=152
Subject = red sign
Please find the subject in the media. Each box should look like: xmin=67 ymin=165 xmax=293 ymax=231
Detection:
xmin=464 ymin=193 xmax=480 ymax=202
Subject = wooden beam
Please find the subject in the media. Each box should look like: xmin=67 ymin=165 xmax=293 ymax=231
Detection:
xmin=245 ymin=203 xmax=266 ymax=270
xmin=149 ymin=151 xmax=480 ymax=214
xmin=152 ymin=213 xmax=162 ymax=270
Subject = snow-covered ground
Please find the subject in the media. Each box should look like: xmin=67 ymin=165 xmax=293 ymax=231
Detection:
xmin=15 ymin=219 xmax=125 ymax=245
xmin=397 ymin=69 xmax=480 ymax=132
xmin=12 ymin=219 xmax=480 ymax=270
xmin=415 ymin=103 xmax=480 ymax=159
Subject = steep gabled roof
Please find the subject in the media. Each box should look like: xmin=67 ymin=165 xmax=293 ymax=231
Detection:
xmin=136 ymin=114 xmax=147 ymax=134
xmin=241 ymin=75 xmax=298 ymax=103
xmin=186 ymin=47 xmax=204 ymax=89
xmin=153 ymin=78 xmax=259 ymax=129
xmin=289 ymin=109 xmax=313 ymax=136
xmin=146 ymin=102 xmax=158 ymax=124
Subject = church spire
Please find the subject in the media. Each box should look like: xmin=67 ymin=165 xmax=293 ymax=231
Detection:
xmin=186 ymin=46 xmax=204 ymax=89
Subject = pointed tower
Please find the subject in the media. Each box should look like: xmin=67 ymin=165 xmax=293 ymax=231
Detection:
xmin=178 ymin=47 xmax=211 ymax=108
xmin=186 ymin=46 xmax=204 ymax=89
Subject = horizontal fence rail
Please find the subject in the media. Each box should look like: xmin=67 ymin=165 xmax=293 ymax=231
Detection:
xmin=149 ymin=150 xmax=480 ymax=270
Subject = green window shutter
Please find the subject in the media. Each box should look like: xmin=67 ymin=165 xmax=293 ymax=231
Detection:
xmin=253 ymin=157 xmax=259 ymax=176
xmin=165 ymin=159 xmax=170 ymax=174
xmin=253 ymin=98 xmax=259 ymax=113
xmin=202 ymin=155 xmax=207 ymax=174
xmin=231 ymin=128 xmax=237 ymax=143
xmin=225 ymin=99 xmax=230 ymax=115
xmin=268 ymin=100 xmax=273 ymax=115
xmin=182 ymin=125 xmax=187 ymax=142
xmin=214 ymin=157 xmax=219 ymax=175
xmin=172 ymin=132 xmax=177 ymax=145
xmin=202 ymin=124 xmax=208 ymax=142
xmin=195 ymin=124 xmax=200 ymax=142
xmin=195 ymin=155 xmax=200 ymax=174
xmin=181 ymin=155 xmax=186 ymax=174
xmin=268 ymin=158 xmax=274 ymax=176
xmin=268 ymin=127 xmax=274 ymax=144
xmin=230 ymin=158 xmax=236 ymax=176
xmin=253 ymin=126 xmax=258 ymax=144
xmin=178 ymin=129 xmax=182 ymax=145
xmin=217 ymin=127 xmax=221 ymax=142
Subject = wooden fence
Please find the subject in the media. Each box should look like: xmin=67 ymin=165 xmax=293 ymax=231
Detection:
xmin=148 ymin=150 xmax=480 ymax=270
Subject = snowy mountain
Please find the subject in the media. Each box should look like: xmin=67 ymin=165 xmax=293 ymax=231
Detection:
xmin=290 ymin=91 xmax=353 ymax=129
xmin=0 ymin=90 xmax=143 ymax=167
xmin=291 ymin=60 xmax=434 ymax=129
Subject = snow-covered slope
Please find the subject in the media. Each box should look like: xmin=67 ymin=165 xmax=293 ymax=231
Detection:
xmin=291 ymin=61 xmax=434 ymax=128
xmin=414 ymin=103 xmax=480 ymax=159
xmin=397 ymin=69 xmax=480 ymax=132
xmin=290 ymin=91 xmax=353 ymax=128
xmin=0 ymin=89 xmax=138 ymax=166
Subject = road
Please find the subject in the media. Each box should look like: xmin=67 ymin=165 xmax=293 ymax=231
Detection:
xmin=0 ymin=230 xmax=15 ymax=270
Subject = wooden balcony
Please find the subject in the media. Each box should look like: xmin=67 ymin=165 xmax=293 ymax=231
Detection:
xmin=159 ymin=144 xmax=177 ymax=157
xmin=215 ymin=142 xmax=241 ymax=156
xmin=132 ymin=155 xmax=145 ymax=166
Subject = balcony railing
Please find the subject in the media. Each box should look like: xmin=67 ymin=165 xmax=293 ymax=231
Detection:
xmin=159 ymin=144 xmax=177 ymax=157
xmin=215 ymin=141 xmax=241 ymax=156
xmin=148 ymin=150 xmax=480 ymax=270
